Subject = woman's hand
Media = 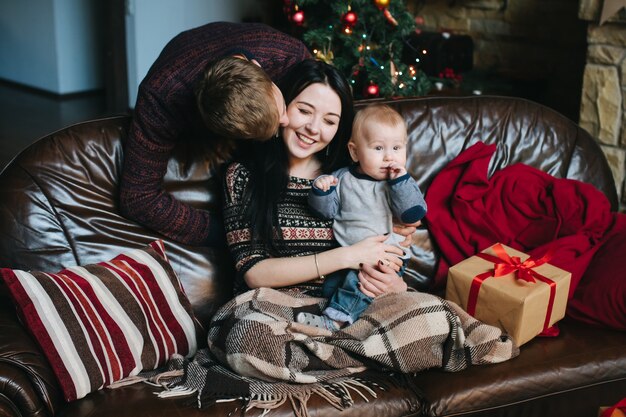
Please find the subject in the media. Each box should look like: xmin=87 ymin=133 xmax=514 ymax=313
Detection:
xmin=358 ymin=261 xmax=407 ymax=297
xmin=393 ymin=220 xmax=421 ymax=247
xmin=346 ymin=235 xmax=405 ymax=272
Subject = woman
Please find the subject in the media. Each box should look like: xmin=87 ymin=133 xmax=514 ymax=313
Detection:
xmin=223 ymin=58 xmax=408 ymax=297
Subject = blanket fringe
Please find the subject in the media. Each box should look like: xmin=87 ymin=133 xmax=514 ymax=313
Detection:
xmin=157 ymin=386 xmax=198 ymax=398
xmin=106 ymin=374 xmax=147 ymax=389
xmin=107 ymin=360 xmax=426 ymax=417
xmin=107 ymin=363 xmax=185 ymax=390
xmin=341 ymin=378 xmax=378 ymax=400
xmin=248 ymin=395 xmax=288 ymax=411
xmin=153 ymin=369 xmax=184 ymax=385
xmin=234 ymin=377 xmax=383 ymax=417
xmin=108 ymin=366 xmax=423 ymax=417
xmin=288 ymin=393 xmax=312 ymax=417
xmin=314 ymin=386 xmax=346 ymax=410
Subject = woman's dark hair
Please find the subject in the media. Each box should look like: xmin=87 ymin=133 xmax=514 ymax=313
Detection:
xmin=238 ymin=59 xmax=354 ymax=255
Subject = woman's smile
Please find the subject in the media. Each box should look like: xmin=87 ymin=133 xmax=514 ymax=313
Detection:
xmin=296 ymin=132 xmax=316 ymax=146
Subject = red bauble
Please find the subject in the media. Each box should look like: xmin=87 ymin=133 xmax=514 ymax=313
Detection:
xmin=292 ymin=10 xmax=305 ymax=25
xmin=365 ymin=83 xmax=380 ymax=97
xmin=342 ymin=11 xmax=358 ymax=27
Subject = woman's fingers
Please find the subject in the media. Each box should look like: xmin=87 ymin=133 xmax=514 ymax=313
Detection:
xmin=385 ymin=244 xmax=405 ymax=257
xmin=355 ymin=235 xmax=408 ymax=271
xmin=358 ymin=272 xmax=378 ymax=298
xmin=389 ymin=257 xmax=403 ymax=271
xmin=376 ymin=259 xmax=398 ymax=275
xmin=379 ymin=257 xmax=402 ymax=272
xmin=360 ymin=262 xmax=392 ymax=291
xmin=359 ymin=262 xmax=408 ymax=296
xmin=358 ymin=266 xmax=384 ymax=294
xmin=370 ymin=234 xmax=389 ymax=242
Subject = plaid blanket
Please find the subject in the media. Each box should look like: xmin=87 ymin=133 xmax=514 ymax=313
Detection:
xmin=129 ymin=288 xmax=518 ymax=416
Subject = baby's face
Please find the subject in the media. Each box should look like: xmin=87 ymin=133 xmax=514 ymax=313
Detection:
xmin=349 ymin=121 xmax=407 ymax=180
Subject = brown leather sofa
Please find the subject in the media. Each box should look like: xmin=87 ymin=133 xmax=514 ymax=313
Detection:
xmin=1 ymin=96 xmax=624 ymax=417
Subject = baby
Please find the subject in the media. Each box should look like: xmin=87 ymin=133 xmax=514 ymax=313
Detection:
xmin=298 ymin=104 xmax=427 ymax=330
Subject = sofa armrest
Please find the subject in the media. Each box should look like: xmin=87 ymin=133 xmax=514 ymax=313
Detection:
xmin=0 ymin=296 xmax=62 ymax=417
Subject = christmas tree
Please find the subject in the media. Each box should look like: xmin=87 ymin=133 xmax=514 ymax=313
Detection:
xmin=284 ymin=0 xmax=432 ymax=99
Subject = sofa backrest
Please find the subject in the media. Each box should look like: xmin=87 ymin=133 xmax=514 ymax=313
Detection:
xmin=0 ymin=96 xmax=617 ymax=324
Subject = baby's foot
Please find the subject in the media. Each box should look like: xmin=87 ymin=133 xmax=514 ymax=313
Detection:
xmin=296 ymin=312 xmax=339 ymax=331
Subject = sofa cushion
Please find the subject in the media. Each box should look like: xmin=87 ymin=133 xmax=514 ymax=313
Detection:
xmin=0 ymin=240 xmax=197 ymax=402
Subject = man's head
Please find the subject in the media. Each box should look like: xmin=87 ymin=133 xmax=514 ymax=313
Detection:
xmin=196 ymin=56 xmax=288 ymax=140
xmin=348 ymin=104 xmax=408 ymax=180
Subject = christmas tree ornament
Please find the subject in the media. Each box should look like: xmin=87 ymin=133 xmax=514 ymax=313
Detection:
xmin=374 ymin=0 xmax=390 ymax=9
xmin=341 ymin=10 xmax=358 ymax=27
xmin=365 ymin=82 xmax=380 ymax=97
xmin=383 ymin=8 xmax=398 ymax=26
xmin=292 ymin=9 xmax=305 ymax=26
xmin=390 ymin=59 xmax=398 ymax=85
xmin=315 ymin=48 xmax=334 ymax=64
xmin=314 ymin=38 xmax=334 ymax=64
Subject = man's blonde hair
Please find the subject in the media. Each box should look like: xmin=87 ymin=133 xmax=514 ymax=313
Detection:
xmin=351 ymin=104 xmax=407 ymax=144
xmin=196 ymin=56 xmax=279 ymax=140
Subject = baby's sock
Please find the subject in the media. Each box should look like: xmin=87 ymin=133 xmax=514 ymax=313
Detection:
xmin=296 ymin=312 xmax=339 ymax=331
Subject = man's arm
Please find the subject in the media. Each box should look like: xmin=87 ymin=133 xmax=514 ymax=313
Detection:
xmin=119 ymin=89 xmax=221 ymax=246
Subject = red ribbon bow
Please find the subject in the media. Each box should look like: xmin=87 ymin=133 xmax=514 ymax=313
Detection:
xmin=467 ymin=243 xmax=557 ymax=332
xmin=477 ymin=243 xmax=555 ymax=283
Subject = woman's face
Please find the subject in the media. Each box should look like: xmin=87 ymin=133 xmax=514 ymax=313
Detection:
xmin=282 ymin=83 xmax=342 ymax=164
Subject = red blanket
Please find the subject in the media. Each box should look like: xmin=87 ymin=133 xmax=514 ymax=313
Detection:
xmin=424 ymin=142 xmax=625 ymax=330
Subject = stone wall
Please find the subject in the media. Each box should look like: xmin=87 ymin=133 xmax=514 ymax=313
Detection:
xmin=579 ymin=0 xmax=626 ymax=210
xmin=407 ymin=0 xmax=625 ymax=210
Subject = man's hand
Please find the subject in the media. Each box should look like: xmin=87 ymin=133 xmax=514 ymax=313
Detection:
xmin=314 ymin=175 xmax=338 ymax=192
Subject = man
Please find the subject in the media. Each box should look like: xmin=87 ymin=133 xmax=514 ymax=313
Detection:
xmin=120 ymin=22 xmax=311 ymax=245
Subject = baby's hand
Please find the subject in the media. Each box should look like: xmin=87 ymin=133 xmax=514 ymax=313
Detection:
xmin=387 ymin=162 xmax=407 ymax=180
xmin=314 ymin=175 xmax=338 ymax=191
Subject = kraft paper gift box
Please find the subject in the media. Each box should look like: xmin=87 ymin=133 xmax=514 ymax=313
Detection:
xmin=446 ymin=243 xmax=571 ymax=346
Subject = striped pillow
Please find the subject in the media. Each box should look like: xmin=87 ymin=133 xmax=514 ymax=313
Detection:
xmin=0 ymin=240 xmax=197 ymax=402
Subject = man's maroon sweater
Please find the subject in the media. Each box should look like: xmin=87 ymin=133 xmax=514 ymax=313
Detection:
xmin=120 ymin=22 xmax=311 ymax=245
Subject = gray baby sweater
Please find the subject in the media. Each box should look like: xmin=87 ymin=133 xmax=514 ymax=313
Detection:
xmin=308 ymin=166 xmax=427 ymax=249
